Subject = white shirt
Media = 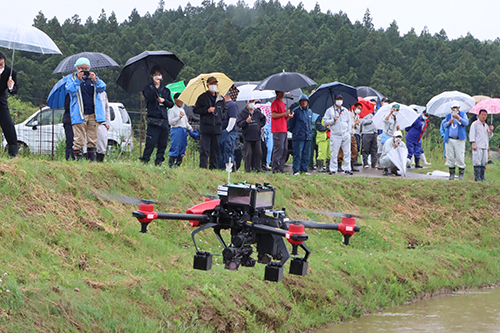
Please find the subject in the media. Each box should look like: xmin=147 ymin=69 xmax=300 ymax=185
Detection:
xmin=168 ymin=105 xmax=192 ymax=131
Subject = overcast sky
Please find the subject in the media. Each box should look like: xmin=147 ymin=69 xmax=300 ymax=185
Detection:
xmin=4 ymin=0 xmax=498 ymax=41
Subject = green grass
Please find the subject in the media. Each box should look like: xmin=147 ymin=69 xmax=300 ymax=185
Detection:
xmin=0 ymin=156 xmax=499 ymax=332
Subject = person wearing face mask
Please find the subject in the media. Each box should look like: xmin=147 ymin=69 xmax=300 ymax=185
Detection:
xmin=237 ymin=99 xmax=266 ymax=173
xmin=168 ymin=93 xmax=193 ymax=168
xmin=0 ymin=52 xmax=19 ymax=158
xmin=271 ymin=90 xmax=293 ymax=173
xmin=381 ymin=104 xmax=401 ymax=145
xmin=323 ymin=94 xmax=353 ymax=175
xmin=380 ymin=130 xmax=409 ymax=176
xmin=193 ymin=76 xmax=228 ymax=169
xmin=376 ymin=97 xmax=390 ymax=168
xmin=404 ymin=109 xmax=429 ymax=169
xmin=469 ymin=109 xmax=493 ymax=181
xmin=442 ymin=101 xmax=469 ymax=180
xmin=288 ymin=94 xmax=313 ymax=175
xmin=139 ymin=65 xmax=174 ymax=166
xmin=218 ymin=92 xmax=239 ymax=170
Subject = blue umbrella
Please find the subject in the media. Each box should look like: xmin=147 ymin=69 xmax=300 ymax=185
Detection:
xmin=47 ymin=74 xmax=72 ymax=109
xmin=309 ymin=82 xmax=358 ymax=117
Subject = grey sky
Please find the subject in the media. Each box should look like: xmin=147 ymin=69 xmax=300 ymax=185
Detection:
xmin=5 ymin=0 xmax=498 ymax=41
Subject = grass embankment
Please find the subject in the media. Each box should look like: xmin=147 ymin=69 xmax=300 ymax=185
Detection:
xmin=0 ymin=158 xmax=499 ymax=332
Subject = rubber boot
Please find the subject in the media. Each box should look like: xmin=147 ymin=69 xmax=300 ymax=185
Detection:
xmin=74 ymin=150 xmax=83 ymax=161
xmin=96 ymin=153 xmax=105 ymax=162
xmin=391 ymin=167 xmax=401 ymax=176
xmin=155 ymin=159 xmax=163 ymax=167
xmin=317 ymin=160 xmax=324 ymax=172
xmin=415 ymin=158 xmax=423 ymax=168
xmin=337 ymin=162 xmax=342 ymax=172
xmin=481 ymin=166 xmax=489 ymax=182
xmin=458 ymin=168 xmax=465 ymax=180
xmin=8 ymin=144 xmax=18 ymax=158
xmin=473 ymin=166 xmax=481 ymax=181
xmin=176 ymin=156 xmax=183 ymax=167
xmin=87 ymin=147 xmax=97 ymax=162
xmin=168 ymin=156 xmax=176 ymax=168
xmin=421 ymin=153 xmax=431 ymax=165
xmin=448 ymin=167 xmax=455 ymax=180
xmin=351 ymin=161 xmax=359 ymax=172
xmin=383 ymin=168 xmax=390 ymax=176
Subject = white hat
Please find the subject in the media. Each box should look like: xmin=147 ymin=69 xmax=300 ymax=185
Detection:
xmin=450 ymin=101 xmax=460 ymax=108
xmin=393 ymin=130 xmax=403 ymax=137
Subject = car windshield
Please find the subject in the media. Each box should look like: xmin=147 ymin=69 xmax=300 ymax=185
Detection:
xmin=26 ymin=108 xmax=64 ymax=126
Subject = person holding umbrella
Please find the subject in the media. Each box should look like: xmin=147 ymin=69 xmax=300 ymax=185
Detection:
xmin=442 ymin=101 xmax=469 ymax=180
xmin=66 ymin=57 xmax=107 ymax=161
xmin=323 ymin=94 xmax=352 ymax=175
xmin=288 ymin=94 xmax=313 ymax=175
xmin=380 ymin=130 xmax=408 ymax=176
xmin=469 ymin=109 xmax=494 ymax=181
xmin=360 ymin=103 xmax=378 ymax=168
xmin=237 ymin=100 xmax=266 ymax=173
xmin=404 ymin=109 xmax=429 ymax=169
xmin=139 ymin=65 xmax=174 ymax=166
xmin=0 ymin=52 xmax=19 ymax=158
xmin=193 ymin=76 xmax=227 ymax=169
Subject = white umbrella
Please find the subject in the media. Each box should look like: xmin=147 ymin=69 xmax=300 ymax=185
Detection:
xmin=426 ymin=91 xmax=475 ymax=118
xmin=387 ymin=146 xmax=409 ymax=177
xmin=236 ymin=84 xmax=275 ymax=101
xmin=0 ymin=22 xmax=62 ymax=75
xmin=372 ymin=102 xmax=419 ymax=130
xmin=408 ymin=104 xmax=426 ymax=114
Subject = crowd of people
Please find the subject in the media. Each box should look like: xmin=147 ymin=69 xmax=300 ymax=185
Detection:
xmin=0 ymin=55 xmax=495 ymax=181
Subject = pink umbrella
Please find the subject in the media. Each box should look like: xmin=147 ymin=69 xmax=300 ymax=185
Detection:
xmin=470 ymin=98 xmax=500 ymax=122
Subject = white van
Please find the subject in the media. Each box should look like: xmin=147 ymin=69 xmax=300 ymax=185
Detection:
xmin=2 ymin=103 xmax=133 ymax=154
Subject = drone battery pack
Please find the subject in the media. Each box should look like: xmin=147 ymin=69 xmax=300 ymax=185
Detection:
xmin=289 ymin=258 xmax=308 ymax=276
xmin=264 ymin=264 xmax=283 ymax=282
xmin=193 ymin=252 xmax=212 ymax=271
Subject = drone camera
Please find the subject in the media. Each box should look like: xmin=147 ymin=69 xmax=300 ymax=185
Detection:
xmin=193 ymin=251 xmax=213 ymax=271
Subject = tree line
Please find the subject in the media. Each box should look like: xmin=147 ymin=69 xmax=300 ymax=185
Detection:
xmin=3 ymin=0 xmax=500 ymax=113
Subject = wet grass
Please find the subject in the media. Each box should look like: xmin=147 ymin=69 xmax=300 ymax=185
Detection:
xmin=0 ymin=156 xmax=499 ymax=332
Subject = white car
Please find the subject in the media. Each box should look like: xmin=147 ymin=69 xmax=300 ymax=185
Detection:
xmin=2 ymin=103 xmax=133 ymax=154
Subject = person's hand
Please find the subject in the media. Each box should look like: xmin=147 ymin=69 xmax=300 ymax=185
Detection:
xmin=396 ymin=125 xmax=400 ymax=130
xmin=355 ymin=119 xmax=360 ymax=125
xmin=208 ymin=107 xmax=215 ymax=113
xmin=490 ymin=125 xmax=494 ymax=132
xmin=334 ymin=116 xmax=339 ymax=121
xmin=448 ymin=118 xmax=454 ymax=125
xmin=7 ymin=77 xmax=15 ymax=90
xmin=394 ymin=141 xmax=399 ymax=148
xmin=246 ymin=116 xmax=252 ymax=123
xmin=179 ymin=111 xmax=185 ymax=118
xmin=157 ymin=97 xmax=165 ymax=103
xmin=77 ymin=70 xmax=84 ymax=80
xmin=452 ymin=113 xmax=460 ymax=120
xmin=472 ymin=142 xmax=477 ymax=151
xmin=89 ymin=72 xmax=97 ymax=82
xmin=105 ymin=125 xmax=110 ymax=130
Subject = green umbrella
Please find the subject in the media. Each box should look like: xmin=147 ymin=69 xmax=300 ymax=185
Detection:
xmin=167 ymin=81 xmax=186 ymax=101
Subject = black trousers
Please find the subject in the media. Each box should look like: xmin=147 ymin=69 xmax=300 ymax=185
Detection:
xmin=361 ymin=133 xmax=378 ymax=167
xmin=199 ymin=133 xmax=220 ymax=169
xmin=141 ymin=120 xmax=169 ymax=163
xmin=0 ymin=101 xmax=17 ymax=146
xmin=244 ymin=140 xmax=262 ymax=173
xmin=63 ymin=121 xmax=75 ymax=160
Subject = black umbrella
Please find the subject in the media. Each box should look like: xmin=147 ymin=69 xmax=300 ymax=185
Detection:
xmin=254 ymin=71 xmax=316 ymax=92
xmin=52 ymin=52 xmax=119 ymax=74
xmin=356 ymin=86 xmax=385 ymax=100
xmin=116 ymin=50 xmax=184 ymax=93
xmin=309 ymin=82 xmax=358 ymax=117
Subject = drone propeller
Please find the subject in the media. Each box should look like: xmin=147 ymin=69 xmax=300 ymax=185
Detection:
xmin=308 ymin=210 xmax=369 ymax=219
xmin=97 ymin=193 xmax=159 ymax=205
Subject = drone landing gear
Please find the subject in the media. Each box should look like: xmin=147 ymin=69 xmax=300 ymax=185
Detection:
xmin=194 ymin=251 xmax=213 ymax=270
xmin=265 ymin=263 xmax=284 ymax=282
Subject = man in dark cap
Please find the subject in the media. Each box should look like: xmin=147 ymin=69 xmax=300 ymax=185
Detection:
xmin=323 ymin=94 xmax=353 ymax=175
xmin=193 ymin=76 xmax=227 ymax=169
xmin=0 ymin=52 xmax=19 ymax=157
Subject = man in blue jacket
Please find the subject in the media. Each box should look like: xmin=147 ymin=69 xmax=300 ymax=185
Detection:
xmin=288 ymin=94 xmax=313 ymax=175
xmin=66 ymin=57 xmax=106 ymax=161
xmin=139 ymin=65 xmax=175 ymax=166
xmin=442 ymin=101 xmax=469 ymax=180
xmin=405 ymin=110 xmax=429 ymax=168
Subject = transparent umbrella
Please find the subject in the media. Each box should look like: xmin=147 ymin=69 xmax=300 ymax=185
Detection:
xmin=426 ymin=91 xmax=475 ymax=117
xmin=0 ymin=22 xmax=62 ymax=75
